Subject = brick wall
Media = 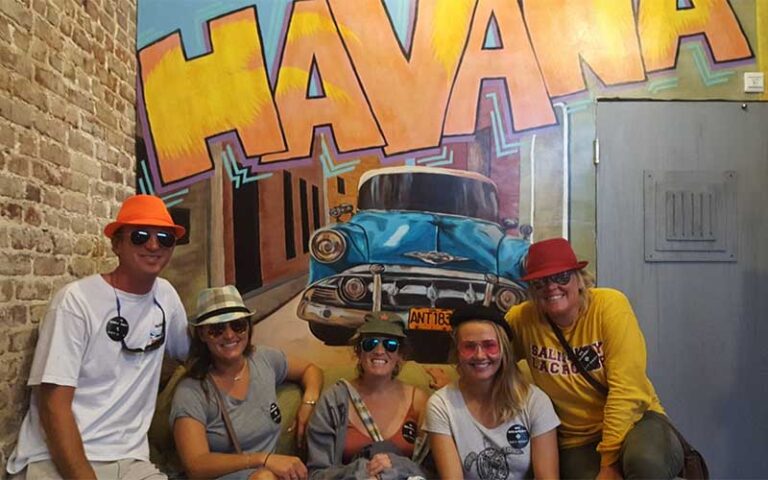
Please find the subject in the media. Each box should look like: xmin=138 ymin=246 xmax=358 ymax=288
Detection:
xmin=0 ymin=0 xmax=138 ymax=471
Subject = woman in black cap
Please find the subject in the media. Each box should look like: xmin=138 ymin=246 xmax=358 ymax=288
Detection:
xmin=306 ymin=312 xmax=428 ymax=479
xmin=424 ymin=305 xmax=560 ymax=479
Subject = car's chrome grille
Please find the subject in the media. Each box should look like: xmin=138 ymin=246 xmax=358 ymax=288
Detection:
xmin=309 ymin=285 xmax=344 ymax=306
xmin=324 ymin=271 xmax=526 ymax=311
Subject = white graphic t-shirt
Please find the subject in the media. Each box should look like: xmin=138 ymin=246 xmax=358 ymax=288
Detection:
xmin=425 ymin=383 xmax=559 ymax=480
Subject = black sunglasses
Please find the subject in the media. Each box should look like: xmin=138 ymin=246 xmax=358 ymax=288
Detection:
xmin=530 ymin=270 xmax=574 ymax=289
xmin=129 ymin=229 xmax=176 ymax=248
xmin=204 ymin=318 xmax=250 ymax=337
xmin=106 ymin=294 xmax=166 ymax=353
xmin=360 ymin=337 xmax=400 ymax=353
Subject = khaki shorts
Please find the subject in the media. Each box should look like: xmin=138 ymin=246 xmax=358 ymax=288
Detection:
xmin=11 ymin=459 xmax=166 ymax=480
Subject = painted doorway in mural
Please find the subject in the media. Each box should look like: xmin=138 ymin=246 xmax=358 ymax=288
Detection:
xmin=233 ymin=179 xmax=263 ymax=292
xmin=596 ymin=100 xmax=768 ymax=477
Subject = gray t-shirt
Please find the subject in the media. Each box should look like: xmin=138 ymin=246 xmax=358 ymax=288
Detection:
xmin=170 ymin=346 xmax=288 ymax=454
xmin=425 ymin=383 xmax=559 ymax=480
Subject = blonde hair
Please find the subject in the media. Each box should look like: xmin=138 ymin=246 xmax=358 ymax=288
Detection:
xmin=452 ymin=321 xmax=530 ymax=424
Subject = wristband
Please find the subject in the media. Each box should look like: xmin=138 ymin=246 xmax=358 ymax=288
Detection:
xmin=302 ymin=399 xmax=317 ymax=405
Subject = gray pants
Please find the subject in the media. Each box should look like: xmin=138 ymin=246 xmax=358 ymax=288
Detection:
xmin=10 ymin=459 xmax=166 ymax=480
xmin=559 ymin=411 xmax=684 ymax=479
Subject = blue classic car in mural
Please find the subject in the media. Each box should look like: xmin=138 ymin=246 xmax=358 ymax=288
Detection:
xmin=297 ymin=166 xmax=530 ymax=357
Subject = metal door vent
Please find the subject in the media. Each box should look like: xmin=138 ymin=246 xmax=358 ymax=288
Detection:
xmin=644 ymin=170 xmax=736 ymax=262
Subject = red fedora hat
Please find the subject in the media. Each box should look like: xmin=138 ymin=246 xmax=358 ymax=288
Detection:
xmin=521 ymin=238 xmax=588 ymax=281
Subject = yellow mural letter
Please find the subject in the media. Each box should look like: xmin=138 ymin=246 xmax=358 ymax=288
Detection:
xmin=262 ymin=0 xmax=384 ymax=163
xmin=328 ymin=0 xmax=474 ymax=155
xmin=639 ymin=0 xmax=752 ymax=71
xmin=525 ymin=0 xmax=645 ymax=97
xmin=139 ymin=8 xmax=284 ymax=184
xmin=444 ymin=0 xmax=555 ymax=136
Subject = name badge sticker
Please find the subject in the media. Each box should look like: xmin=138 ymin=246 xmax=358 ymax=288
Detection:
xmin=106 ymin=316 xmax=129 ymax=341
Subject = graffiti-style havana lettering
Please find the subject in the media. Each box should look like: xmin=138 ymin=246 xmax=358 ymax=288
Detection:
xmin=138 ymin=0 xmax=753 ymax=185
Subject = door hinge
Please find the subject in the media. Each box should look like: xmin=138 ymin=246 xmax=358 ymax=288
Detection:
xmin=593 ymin=139 xmax=600 ymax=165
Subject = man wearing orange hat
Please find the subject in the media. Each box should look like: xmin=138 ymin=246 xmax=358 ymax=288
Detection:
xmin=7 ymin=195 xmax=191 ymax=480
xmin=505 ymin=238 xmax=684 ymax=480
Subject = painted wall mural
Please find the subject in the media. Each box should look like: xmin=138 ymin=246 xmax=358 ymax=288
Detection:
xmin=135 ymin=0 xmax=760 ymax=358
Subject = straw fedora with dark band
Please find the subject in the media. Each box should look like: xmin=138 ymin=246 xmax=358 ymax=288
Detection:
xmin=521 ymin=238 xmax=588 ymax=281
xmin=192 ymin=285 xmax=252 ymax=327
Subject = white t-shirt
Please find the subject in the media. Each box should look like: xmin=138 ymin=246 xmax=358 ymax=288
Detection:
xmin=6 ymin=274 xmax=190 ymax=474
xmin=425 ymin=383 xmax=560 ymax=480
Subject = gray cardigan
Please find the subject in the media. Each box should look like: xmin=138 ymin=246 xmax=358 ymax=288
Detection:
xmin=306 ymin=381 xmax=429 ymax=480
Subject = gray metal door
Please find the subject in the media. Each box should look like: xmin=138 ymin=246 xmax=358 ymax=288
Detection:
xmin=596 ymin=100 xmax=768 ymax=478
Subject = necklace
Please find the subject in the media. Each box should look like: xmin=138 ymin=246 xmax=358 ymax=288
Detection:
xmin=233 ymin=362 xmax=247 ymax=381
xmin=214 ymin=360 xmax=247 ymax=382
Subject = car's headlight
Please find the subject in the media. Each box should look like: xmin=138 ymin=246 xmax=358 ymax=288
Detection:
xmin=341 ymin=277 xmax=367 ymax=301
xmin=495 ymin=287 xmax=524 ymax=311
xmin=310 ymin=230 xmax=347 ymax=263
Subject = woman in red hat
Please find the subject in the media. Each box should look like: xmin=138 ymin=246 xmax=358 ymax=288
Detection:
xmin=504 ymin=238 xmax=683 ymax=480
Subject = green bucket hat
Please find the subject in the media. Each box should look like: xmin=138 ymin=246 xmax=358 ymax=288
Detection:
xmin=192 ymin=285 xmax=252 ymax=327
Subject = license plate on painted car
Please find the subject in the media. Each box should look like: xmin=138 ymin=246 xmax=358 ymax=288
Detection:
xmin=408 ymin=307 xmax=453 ymax=332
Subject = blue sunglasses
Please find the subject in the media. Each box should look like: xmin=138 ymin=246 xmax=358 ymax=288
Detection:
xmin=360 ymin=337 xmax=400 ymax=353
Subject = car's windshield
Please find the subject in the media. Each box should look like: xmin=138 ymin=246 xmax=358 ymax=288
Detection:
xmin=357 ymin=172 xmax=499 ymax=222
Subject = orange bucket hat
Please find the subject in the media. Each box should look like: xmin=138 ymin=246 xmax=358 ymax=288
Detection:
xmin=103 ymin=194 xmax=186 ymax=239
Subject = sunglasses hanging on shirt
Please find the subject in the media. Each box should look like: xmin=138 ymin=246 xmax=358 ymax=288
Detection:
xmin=105 ymin=288 xmax=166 ymax=353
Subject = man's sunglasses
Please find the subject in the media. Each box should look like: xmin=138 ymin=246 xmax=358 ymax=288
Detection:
xmin=129 ymin=229 xmax=177 ymax=248
xmin=204 ymin=318 xmax=250 ymax=337
xmin=530 ymin=271 xmax=574 ymax=290
xmin=360 ymin=337 xmax=401 ymax=353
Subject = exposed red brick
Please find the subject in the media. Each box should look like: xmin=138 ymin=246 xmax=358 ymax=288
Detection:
xmin=7 ymin=153 xmax=31 ymax=176
xmin=23 ymin=204 xmax=42 ymax=226
xmin=16 ymin=280 xmax=52 ymax=301
xmin=0 ymin=201 xmax=23 ymax=222
xmin=33 ymin=256 xmax=66 ymax=276
xmin=68 ymin=256 xmax=96 ymax=277
xmin=32 ymin=159 xmax=63 ymax=186
xmin=0 ymin=0 xmax=33 ymax=31
xmin=25 ymin=184 xmax=40 ymax=202
xmin=0 ymin=251 xmax=32 ymax=275
xmin=9 ymin=328 xmax=37 ymax=353
xmin=34 ymin=66 xmax=66 ymax=98
xmin=0 ymin=278 xmax=13 ymax=302
xmin=39 ymin=138 xmax=71 ymax=167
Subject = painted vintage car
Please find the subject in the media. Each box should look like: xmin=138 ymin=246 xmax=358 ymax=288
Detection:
xmin=297 ymin=166 xmax=530 ymax=357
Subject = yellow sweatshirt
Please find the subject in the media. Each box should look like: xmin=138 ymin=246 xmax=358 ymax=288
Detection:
xmin=505 ymin=288 xmax=664 ymax=466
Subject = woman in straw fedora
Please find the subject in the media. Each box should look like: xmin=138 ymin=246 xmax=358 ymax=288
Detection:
xmin=425 ymin=305 xmax=560 ymax=479
xmin=504 ymin=238 xmax=683 ymax=479
xmin=306 ymin=312 xmax=429 ymax=479
xmin=171 ymin=285 xmax=323 ymax=480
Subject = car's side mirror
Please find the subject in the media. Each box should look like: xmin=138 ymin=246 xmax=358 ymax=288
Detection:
xmin=329 ymin=203 xmax=355 ymax=222
xmin=519 ymin=224 xmax=533 ymax=240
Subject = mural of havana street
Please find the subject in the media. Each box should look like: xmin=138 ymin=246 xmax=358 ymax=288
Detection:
xmin=136 ymin=0 xmax=764 ymax=361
